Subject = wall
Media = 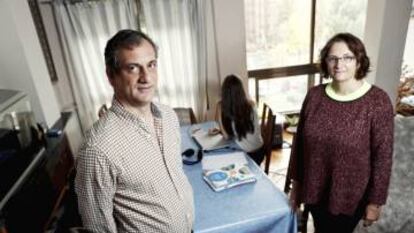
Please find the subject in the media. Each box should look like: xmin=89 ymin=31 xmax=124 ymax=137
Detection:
xmin=204 ymin=0 xmax=248 ymax=119
xmin=211 ymin=0 xmax=248 ymax=85
xmin=39 ymin=2 xmax=76 ymax=111
xmin=364 ymin=0 xmax=413 ymax=106
xmin=0 ymin=0 xmax=60 ymax=128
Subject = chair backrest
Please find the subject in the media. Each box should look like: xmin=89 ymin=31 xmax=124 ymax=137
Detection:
xmin=261 ymin=104 xmax=275 ymax=174
xmin=173 ymin=107 xmax=197 ymax=126
xmin=97 ymin=104 xmax=108 ymax=118
xmin=260 ymin=103 xmax=268 ymax=134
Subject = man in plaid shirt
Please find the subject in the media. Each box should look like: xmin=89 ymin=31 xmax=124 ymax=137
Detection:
xmin=75 ymin=30 xmax=194 ymax=233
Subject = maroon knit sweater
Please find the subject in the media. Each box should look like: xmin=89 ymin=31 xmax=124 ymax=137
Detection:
xmin=290 ymin=84 xmax=394 ymax=216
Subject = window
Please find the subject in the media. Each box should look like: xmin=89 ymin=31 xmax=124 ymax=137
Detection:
xmin=245 ymin=0 xmax=311 ymax=70
xmin=401 ymin=2 xmax=414 ymax=79
xmin=314 ymin=0 xmax=368 ymax=62
xmin=259 ymin=75 xmax=308 ymax=113
xmin=245 ymin=0 xmax=368 ymax=113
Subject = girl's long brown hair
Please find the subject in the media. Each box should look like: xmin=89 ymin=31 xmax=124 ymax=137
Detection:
xmin=221 ymin=75 xmax=254 ymax=140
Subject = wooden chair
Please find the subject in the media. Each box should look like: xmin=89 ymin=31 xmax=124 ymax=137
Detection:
xmin=261 ymin=103 xmax=275 ymax=174
xmin=97 ymin=104 xmax=108 ymax=118
xmin=173 ymin=107 xmax=197 ymax=126
xmin=44 ymin=135 xmax=75 ymax=232
xmin=260 ymin=103 xmax=268 ymax=133
xmin=284 ymin=135 xmax=309 ymax=233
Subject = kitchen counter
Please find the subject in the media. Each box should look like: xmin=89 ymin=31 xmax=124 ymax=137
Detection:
xmin=0 ymin=112 xmax=75 ymax=233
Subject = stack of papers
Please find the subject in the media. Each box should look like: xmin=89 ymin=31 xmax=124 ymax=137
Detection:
xmin=191 ymin=128 xmax=230 ymax=151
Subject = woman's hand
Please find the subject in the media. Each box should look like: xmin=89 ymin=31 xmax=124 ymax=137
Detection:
xmin=289 ymin=180 xmax=301 ymax=211
xmin=363 ymin=204 xmax=382 ymax=227
xmin=208 ymin=127 xmax=221 ymax=136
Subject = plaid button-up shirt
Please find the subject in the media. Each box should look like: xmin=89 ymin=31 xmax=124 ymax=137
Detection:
xmin=75 ymin=99 xmax=194 ymax=233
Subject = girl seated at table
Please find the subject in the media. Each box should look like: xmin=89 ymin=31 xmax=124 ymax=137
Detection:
xmin=211 ymin=74 xmax=264 ymax=165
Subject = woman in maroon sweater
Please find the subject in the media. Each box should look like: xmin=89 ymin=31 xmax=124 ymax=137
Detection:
xmin=289 ymin=33 xmax=394 ymax=233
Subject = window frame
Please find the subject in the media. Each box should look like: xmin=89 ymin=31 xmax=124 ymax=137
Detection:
xmin=247 ymin=0 xmax=319 ymax=111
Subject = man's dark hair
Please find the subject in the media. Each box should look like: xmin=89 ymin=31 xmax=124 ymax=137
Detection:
xmin=319 ymin=32 xmax=370 ymax=80
xmin=104 ymin=29 xmax=158 ymax=77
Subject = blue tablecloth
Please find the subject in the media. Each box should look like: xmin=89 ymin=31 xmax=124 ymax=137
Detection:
xmin=181 ymin=122 xmax=297 ymax=233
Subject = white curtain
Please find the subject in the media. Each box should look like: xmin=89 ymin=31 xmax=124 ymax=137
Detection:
xmin=140 ymin=0 xmax=208 ymax=121
xmin=52 ymin=0 xmax=139 ymax=131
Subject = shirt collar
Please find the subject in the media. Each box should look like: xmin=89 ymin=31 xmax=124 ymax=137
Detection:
xmin=325 ymin=81 xmax=372 ymax=102
xmin=110 ymin=98 xmax=163 ymax=121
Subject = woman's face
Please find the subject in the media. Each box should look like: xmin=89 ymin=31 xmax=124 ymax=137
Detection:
xmin=326 ymin=41 xmax=358 ymax=83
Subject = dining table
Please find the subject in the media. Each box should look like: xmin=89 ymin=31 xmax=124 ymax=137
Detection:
xmin=181 ymin=122 xmax=297 ymax=233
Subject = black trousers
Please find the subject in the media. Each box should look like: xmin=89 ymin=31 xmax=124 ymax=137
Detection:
xmin=247 ymin=146 xmax=265 ymax=166
xmin=307 ymin=201 xmax=366 ymax=233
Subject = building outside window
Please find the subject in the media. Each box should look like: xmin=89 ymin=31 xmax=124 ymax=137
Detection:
xmin=244 ymin=0 xmax=368 ymax=113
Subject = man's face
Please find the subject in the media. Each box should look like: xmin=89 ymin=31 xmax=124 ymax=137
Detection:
xmin=109 ymin=40 xmax=158 ymax=109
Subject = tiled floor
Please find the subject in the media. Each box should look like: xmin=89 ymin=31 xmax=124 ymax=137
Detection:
xmin=266 ymin=131 xmax=315 ymax=233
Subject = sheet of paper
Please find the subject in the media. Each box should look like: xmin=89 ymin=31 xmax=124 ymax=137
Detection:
xmin=201 ymin=151 xmax=248 ymax=170
xmin=191 ymin=128 xmax=229 ymax=151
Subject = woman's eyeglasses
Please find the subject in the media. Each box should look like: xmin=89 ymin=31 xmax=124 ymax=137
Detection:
xmin=326 ymin=55 xmax=355 ymax=64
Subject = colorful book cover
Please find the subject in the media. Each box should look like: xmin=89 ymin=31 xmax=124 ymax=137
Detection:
xmin=203 ymin=163 xmax=257 ymax=192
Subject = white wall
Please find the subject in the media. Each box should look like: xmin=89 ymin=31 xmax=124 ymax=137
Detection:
xmin=204 ymin=0 xmax=248 ymax=120
xmin=39 ymin=3 xmax=76 ymax=111
xmin=211 ymin=0 xmax=248 ymax=85
xmin=0 ymin=0 xmax=60 ymax=127
xmin=364 ymin=0 xmax=413 ymax=106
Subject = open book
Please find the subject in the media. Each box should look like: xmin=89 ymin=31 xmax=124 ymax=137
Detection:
xmin=191 ymin=127 xmax=230 ymax=152
xmin=202 ymin=152 xmax=257 ymax=192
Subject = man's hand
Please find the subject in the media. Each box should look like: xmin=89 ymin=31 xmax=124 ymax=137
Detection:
xmin=363 ymin=203 xmax=381 ymax=227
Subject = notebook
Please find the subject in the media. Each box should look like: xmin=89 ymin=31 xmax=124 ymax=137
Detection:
xmin=201 ymin=152 xmax=256 ymax=192
xmin=191 ymin=127 xmax=230 ymax=152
